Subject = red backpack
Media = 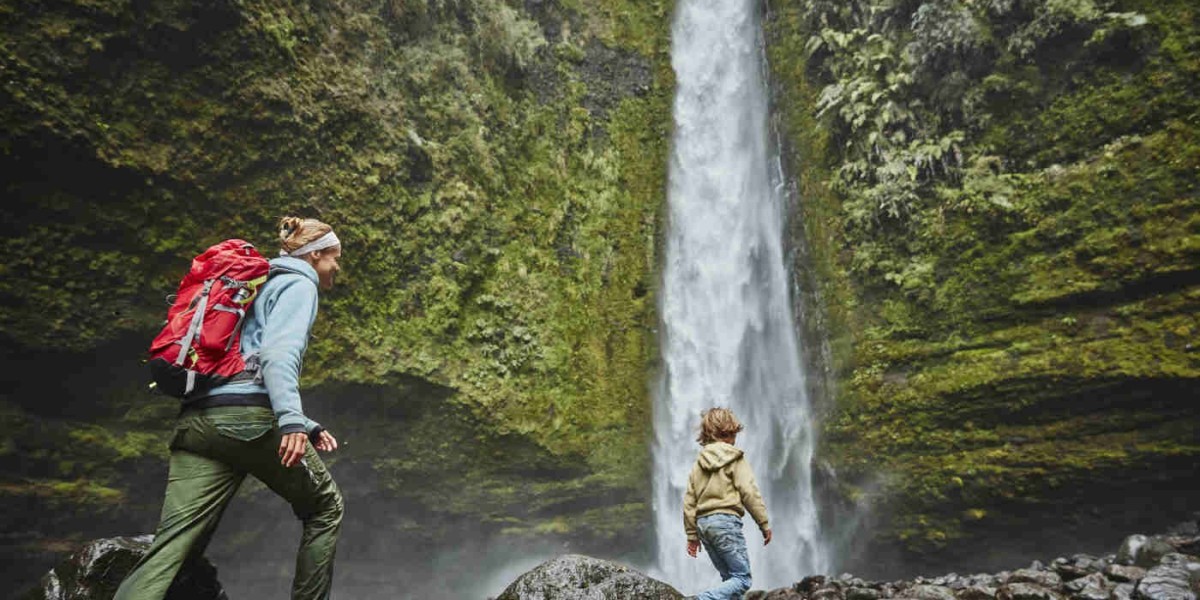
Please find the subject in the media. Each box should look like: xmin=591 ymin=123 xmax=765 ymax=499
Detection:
xmin=148 ymin=239 xmax=270 ymax=398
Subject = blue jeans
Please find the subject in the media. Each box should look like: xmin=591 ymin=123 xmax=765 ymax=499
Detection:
xmin=696 ymin=513 xmax=751 ymax=600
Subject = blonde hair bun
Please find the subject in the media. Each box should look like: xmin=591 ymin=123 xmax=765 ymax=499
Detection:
xmin=277 ymin=216 xmax=333 ymax=255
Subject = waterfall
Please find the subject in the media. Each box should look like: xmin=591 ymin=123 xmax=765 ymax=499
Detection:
xmin=650 ymin=0 xmax=829 ymax=591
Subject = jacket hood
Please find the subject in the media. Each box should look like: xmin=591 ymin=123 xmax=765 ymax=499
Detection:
xmin=269 ymin=256 xmax=319 ymax=286
xmin=698 ymin=441 xmax=743 ymax=471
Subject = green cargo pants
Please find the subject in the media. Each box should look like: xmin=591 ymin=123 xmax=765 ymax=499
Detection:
xmin=114 ymin=406 xmax=343 ymax=600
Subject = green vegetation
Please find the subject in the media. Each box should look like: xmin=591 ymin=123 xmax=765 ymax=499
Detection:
xmin=767 ymin=0 xmax=1199 ymax=560
xmin=0 ymin=0 xmax=674 ymax=575
xmin=6 ymin=0 xmax=1196 ymax=583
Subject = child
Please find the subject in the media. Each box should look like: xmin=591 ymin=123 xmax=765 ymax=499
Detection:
xmin=683 ymin=407 xmax=772 ymax=600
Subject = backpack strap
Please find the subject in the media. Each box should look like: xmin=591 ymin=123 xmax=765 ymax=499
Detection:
xmin=174 ymin=279 xmax=216 ymax=367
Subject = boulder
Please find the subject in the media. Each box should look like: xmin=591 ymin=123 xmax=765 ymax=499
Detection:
xmin=1158 ymin=554 xmax=1192 ymax=569
xmin=1113 ymin=584 xmax=1137 ymax=600
xmin=967 ymin=575 xmax=1003 ymax=589
xmin=957 ymin=585 xmax=999 ymax=600
xmin=1185 ymin=562 xmax=1200 ymax=587
xmin=815 ymin=588 xmax=847 ymax=600
xmin=796 ymin=576 xmax=831 ymax=595
xmin=1170 ymin=537 xmax=1200 ymax=557
xmin=1011 ymin=569 xmax=1063 ymax=589
xmin=999 ymin=583 xmax=1063 ymax=600
xmin=1055 ymin=556 xmax=1100 ymax=581
xmin=20 ymin=536 xmax=226 ymax=600
xmin=900 ymin=585 xmax=958 ymax=600
xmin=496 ymin=554 xmax=683 ymax=600
xmin=1120 ymin=537 xmax=1151 ymax=567
xmin=1133 ymin=564 xmax=1195 ymax=600
xmin=1064 ymin=573 xmax=1111 ymax=600
xmin=849 ymin=587 xmax=883 ymax=600
xmin=1106 ymin=565 xmax=1149 ymax=583
xmin=1137 ymin=540 xmax=1180 ymax=569
xmin=748 ymin=590 xmax=804 ymax=600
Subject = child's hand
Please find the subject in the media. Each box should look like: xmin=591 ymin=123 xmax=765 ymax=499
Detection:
xmin=762 ymin=528 xmax=773 ymax=546
xmin=687 ymin=539 xmax=701 ymax=557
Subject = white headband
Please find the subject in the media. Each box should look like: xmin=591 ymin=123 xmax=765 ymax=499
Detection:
xmin=283 ymin=231 xmax=340 ymax=257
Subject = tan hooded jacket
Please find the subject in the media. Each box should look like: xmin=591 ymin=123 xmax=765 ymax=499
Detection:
xmin=682 ymin=441 xmax=769 ymax=541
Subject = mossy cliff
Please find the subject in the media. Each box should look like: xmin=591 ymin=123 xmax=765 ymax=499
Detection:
xmin=766 ymin=0 xmax=1199 ymax=576
xmin=0 ymin=0 xmax=674 ymax=594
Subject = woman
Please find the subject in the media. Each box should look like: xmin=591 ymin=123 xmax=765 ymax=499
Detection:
xmin=116 ymin=217 xmax=344 ymax=600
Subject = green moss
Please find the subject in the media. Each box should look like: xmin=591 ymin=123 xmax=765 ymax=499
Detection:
xmin=767 ymin=0 xmax=1200 ymax=558
xmin=0 ymin=0 xmax=674 ymax=560
xmin=0 ymin=479 xmax=125 ymax=508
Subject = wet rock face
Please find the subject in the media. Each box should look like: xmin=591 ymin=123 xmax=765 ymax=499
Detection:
xmin=495 ymin=554 xmax=683 ymax=600
xmin=21 ymin=536 xmax=225 ymax=600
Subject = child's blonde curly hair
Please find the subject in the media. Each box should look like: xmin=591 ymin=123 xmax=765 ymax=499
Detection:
xmin=697 ymin=407 xmax=744 ymax=445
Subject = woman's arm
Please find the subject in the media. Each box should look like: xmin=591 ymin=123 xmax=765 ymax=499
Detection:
xmin=259 ymin=276 xmax=321 ymax=437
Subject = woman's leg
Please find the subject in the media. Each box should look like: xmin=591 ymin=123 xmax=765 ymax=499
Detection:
xmin=243 ymin=434 xmax=344 ymax=600
xmin=113 ymin=449 xmax=244 ymax=600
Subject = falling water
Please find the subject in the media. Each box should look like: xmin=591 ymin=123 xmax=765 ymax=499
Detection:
xmin=651 ymin=0 xmax=829 ymax=592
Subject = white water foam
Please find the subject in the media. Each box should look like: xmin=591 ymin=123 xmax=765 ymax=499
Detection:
xmin=650 ymin=0 xmax=829 ymax=592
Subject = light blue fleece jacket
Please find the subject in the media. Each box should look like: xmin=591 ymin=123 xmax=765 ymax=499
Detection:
xmin=199 ymin=256 xmax=321 ymax=435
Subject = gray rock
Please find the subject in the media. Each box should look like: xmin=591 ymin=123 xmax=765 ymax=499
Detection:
xmin=20 ymin=536 xmax=226 ymax=600
xmin=1012 ymin=569 xmax=1064 ymax=589
xmin=496 ymin=554 xmax=683 ymax=600
xmin=901 ymin=585 xmax=958 ymax=600
xmin=816 ymin=588 xmax=847 ymax=600
xmin=1171 ymin=537 xmax=1200 ymax=557
xmin=1000 ymin=583 xmax=1063 ymax=600
xmin=1158 ymin=554 xmax=1191 ymax=569
xmin=1185 ymin=562 xmax=1200 ymax=587
xmin=1113 ymin=584 xmax=1137 ymax=600
xmin=849 ymin=587 xmax=883 ymax=600
xmin=761 ymin=590 xmax=805 ymax=600
xmin=1068 ymin=573 xmax=1106 ymax=592
xmin=1058 ymin=557 xmax=1101 ymax=581
xmin=1137 ymin=540 xmax=1179 ymax=569
xmin=1120 ymin=537 xmax=1151 ymax=566
xmin=1067 ymin=573 xmax=1112 ymax=600
xmin=1133 ymin=565 xmax=1195 ymax=600
xmin=1106 ymin=565 xmax=1149 ymax=583
xmin=970 ymin=576 xmax=1003 ymax=588
xmin=957 ymin=585 xmax=999 ymax=600
xmin=797 ymin=576 xmax=831 ymax=595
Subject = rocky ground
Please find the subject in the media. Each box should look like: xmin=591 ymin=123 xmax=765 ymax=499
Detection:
xmin=22 ymin=521 xmax=1200 ymax=599
xmin=21 ymin=536 xmax=225 ymax=600
xmin=496 ymin=521 xmax=1200 ymax=600
xmin=747 ymin=523 xmax=1200 ymax=600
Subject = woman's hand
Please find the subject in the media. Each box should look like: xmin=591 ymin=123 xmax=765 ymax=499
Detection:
xmin=314 ymin=429 xmax=338 ymax=452
xmin=762 ymin=528 xmax=773 ymax=546
xmin=687 ymin=539 xmax=701 ymax=557
xmin=279 ymin=432 xmax=308 ymax=467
